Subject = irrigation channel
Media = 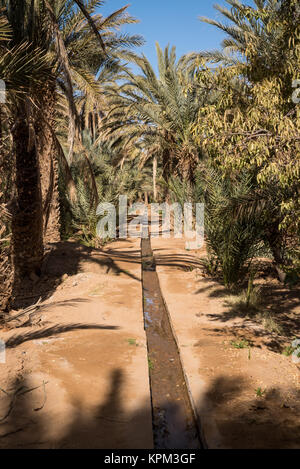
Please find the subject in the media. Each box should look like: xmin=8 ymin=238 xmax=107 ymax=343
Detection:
xmin=141 ymin=237 xmax=205 ymax=449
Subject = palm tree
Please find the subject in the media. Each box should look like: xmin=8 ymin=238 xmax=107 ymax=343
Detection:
xmin=0 ymin=0 xmax=143 ymax=283
xmin=102 ymin=43 xmax=203 ymax=186
xmin=0 ymin=3 xmax=54 ymax=280
xmin=37 ymin=1 xmax=143 ymax=242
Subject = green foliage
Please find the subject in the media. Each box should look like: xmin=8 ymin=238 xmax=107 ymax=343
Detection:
xmin=190 ymin=2 xmax=300 ymax=280
xmin=102 ymin=43 xmax=204 ymax=183
xmin=199 ymin=256 xmax=219 ymax=277
xmin=258 ymin=312 xmax=283 ymax=335
xmin=69 ymin=0 xmax=299 ymax=287
xmin=231 ymin=339 xmax=250 ymax=349
xmin=195 ymin=165 xmax=264 ymax=287
xmin=68 ymin=177 xmax=100 ymax=247
xmin=148 ymin=357 xmax=154 ymax=370
xmin=282 ymin=339 xmax=300 ymax=358
xmin=128 ymin=338 xmax=137 ymax=346
xmin=60 ymin=134 xmax=152 ymax=246
xmin=194 ymin=0 xmax=300 ymax=90
xmin=282 ymin=345 xmax=295 ymax=357
xmin=255 ymin=387 xmax=266 ymax=398
xmin=2 ymin=0 xmax=300 ymax=299
xmin=227 ymin=283 xmax=263 ymax=315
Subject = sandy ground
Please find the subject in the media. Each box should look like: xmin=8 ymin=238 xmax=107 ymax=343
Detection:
xmin=0 ymin=239 xmax=153 ymax=449
xmin=151 ymin=237 xmax=300 ymax=449
xmin=1 ymin=235 xmax=299 ymax=449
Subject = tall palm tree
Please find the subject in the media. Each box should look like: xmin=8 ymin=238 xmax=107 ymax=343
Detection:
xmin=0 ymin=3 xmax=53 ymax=280
xmin=102 ymin=43 xmax=203 ymax=185
xmin=37 ymin=1 xmax=143 ymax=243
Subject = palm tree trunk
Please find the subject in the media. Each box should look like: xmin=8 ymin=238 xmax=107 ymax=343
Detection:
xmin=144 ymin=191 xmax=149 ymax=205
xmin=271 ymin=244 xmax=287 ymax=283
xmin=35 ymin=83 xmax=61 ymax=244
xmin=11 ymin=107 xmax=44 ymax=281
xmin=153 ymin=156 xmax=157 ymax=202
xmin=162 ymin=148 xmax=172 ymax=182
xmin=266 ymin=226 xmax=287 ymax=283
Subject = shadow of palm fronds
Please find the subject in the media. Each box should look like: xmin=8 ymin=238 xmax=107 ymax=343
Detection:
xmin=1 ymin=298 xmax=91 ymax=328
xmin=5 ymin=323 xmax=119 ymax=348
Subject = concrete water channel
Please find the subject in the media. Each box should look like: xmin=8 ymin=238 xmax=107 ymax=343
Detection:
xmin=141 ymin=237 xmax=205 ymax=449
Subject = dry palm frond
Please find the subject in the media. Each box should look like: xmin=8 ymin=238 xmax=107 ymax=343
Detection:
xmin=74 ymin=0 xmax=106 ymax=52
xmin=0 ymin=201 xmax=11 ymax=221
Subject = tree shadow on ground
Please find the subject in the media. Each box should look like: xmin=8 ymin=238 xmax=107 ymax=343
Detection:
xmin=194 ymin=278 xmax=230 ymax=298
xmin=198 ymin=375 xmax=300 ymax=449
xmin=153 ymin=250 xmax=203 ymax=271
xmin=0 ymin=370 xmax=299 ymax=449
xmin=194 ymin=276 xmax=300 ymax=354
xmin=12 ymin=240 xmax=142 ymax=310
xmin=0 ymin=369 xmax=152 ymax=449
xmin=5 ymin=322 xmax=119 ymax=349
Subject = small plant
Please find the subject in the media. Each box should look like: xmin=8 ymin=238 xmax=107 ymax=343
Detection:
xmin=231 ymin=339 xmax=250 ymax=349
xmin=240 ymin=284 xmax=262 ymax=311
xmin=148 ymin=357 xmax=154 ymax=370
xmin=259 ymin=312 xmax=283 ymax=335
xmin=200 ymin=255 xmax=219 ymax=276
xmin=282 ymin=345 xmax=295 ymax=357
xmin=255 ymin=387 xmax=266 ymax=398
xmin=283 ymin=339 xmax=300 ymax=363
xmin=128 ymin=338 xmax=137 ymax=346
xmin=231 ymin=339 xmax=252 ymax=359
xmin=225 ymin=282 xmax=262 ymax=317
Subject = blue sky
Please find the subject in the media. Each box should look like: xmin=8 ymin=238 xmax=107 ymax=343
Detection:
xmin=99 ymin=0 xmax=254 ymax=70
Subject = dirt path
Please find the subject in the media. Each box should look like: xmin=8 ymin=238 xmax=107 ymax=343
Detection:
xmin=151 ymin=237 xmax=300 ymax=449
xmin=1 ymin=235 xmax=299 ymax=449
xmin=0 ymin=239 xmax=153 ymax=449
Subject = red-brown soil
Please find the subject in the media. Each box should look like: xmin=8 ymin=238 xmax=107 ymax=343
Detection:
xmin=152 ymin=237 xmax=300 ymax=449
